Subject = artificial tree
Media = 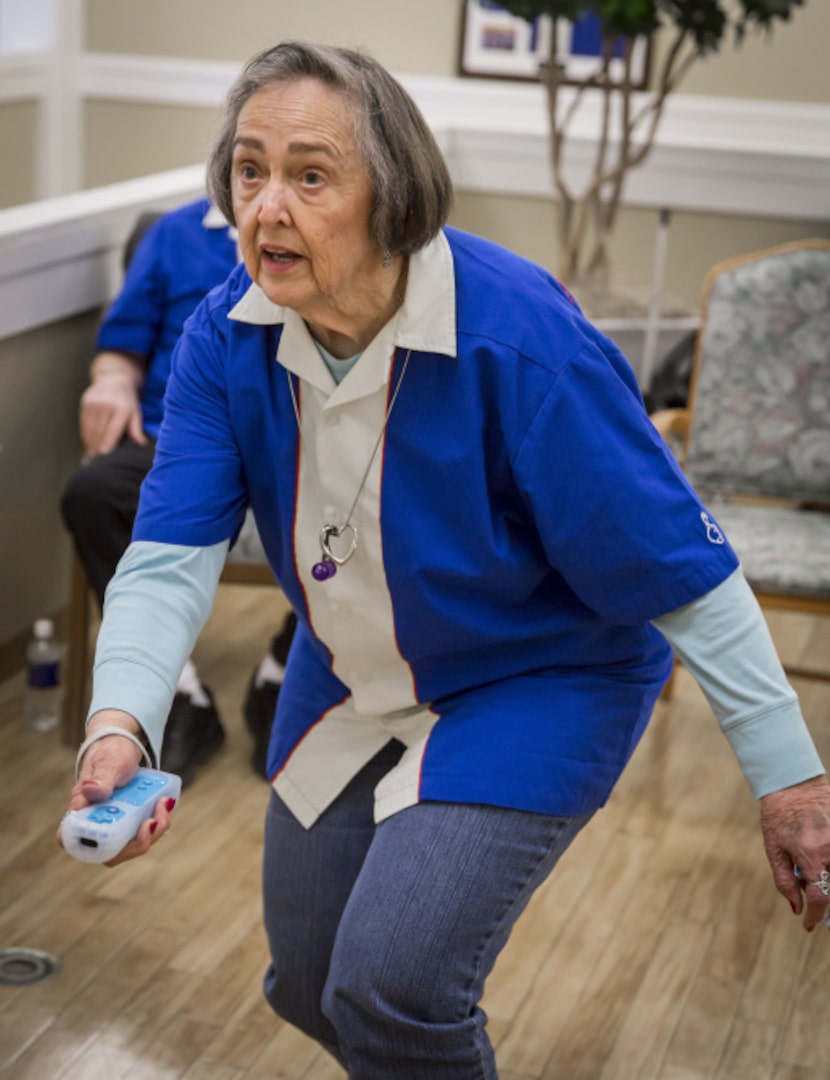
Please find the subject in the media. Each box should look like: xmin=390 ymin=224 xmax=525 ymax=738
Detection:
xmin=494 ymin=0 xmax=805 ymax=288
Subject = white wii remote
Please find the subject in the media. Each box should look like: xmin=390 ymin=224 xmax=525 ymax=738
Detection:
xmin=62 ymin=767 xmax=181 ymax=864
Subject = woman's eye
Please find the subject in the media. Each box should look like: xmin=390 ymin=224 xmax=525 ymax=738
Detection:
xmin=237 ymin=164 xmax=259 ymax=181
xmin=302 ymin=170 xmax=323 ymax=186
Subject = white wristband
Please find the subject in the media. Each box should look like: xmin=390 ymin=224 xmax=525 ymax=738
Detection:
xmin=76 ymin=726 xmax=154 ymax=780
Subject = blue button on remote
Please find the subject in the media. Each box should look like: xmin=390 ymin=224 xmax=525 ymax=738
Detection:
xmin=62 ymin=767 xmax=182 ymax=864
xmin=88 ymin=805 xmax=126 ymax=824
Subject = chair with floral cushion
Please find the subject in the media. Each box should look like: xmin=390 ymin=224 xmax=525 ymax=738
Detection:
xmin=652 ymin=239 xmax=830 ymax=686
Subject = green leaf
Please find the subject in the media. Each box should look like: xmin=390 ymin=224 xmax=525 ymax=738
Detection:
xmin=492 ymin=0 xmax=804 ymax=55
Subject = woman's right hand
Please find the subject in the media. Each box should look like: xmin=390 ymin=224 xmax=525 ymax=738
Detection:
xmin=57 ymin=711 xmax=175 ymax=867
xmin=80 ymin=353 xmax=147 ymax=459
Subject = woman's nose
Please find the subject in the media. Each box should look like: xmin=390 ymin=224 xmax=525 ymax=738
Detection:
xmin=258 ymin=180 xmax=291 ymax=226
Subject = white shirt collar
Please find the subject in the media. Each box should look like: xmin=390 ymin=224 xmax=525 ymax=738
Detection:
xmin=202 ymin=203 xmax=238 ymax=244
xmin=227 ymin=229 xmax=457 ymax=360
xmin=202 ymin=203 xmax=229 ymax=229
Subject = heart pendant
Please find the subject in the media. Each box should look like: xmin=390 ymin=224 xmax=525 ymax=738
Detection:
xmin=320 ymin=523 xmax=358 ymax=566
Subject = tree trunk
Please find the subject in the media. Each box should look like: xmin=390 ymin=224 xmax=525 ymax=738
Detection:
xmin=543 ymin=22 xmax=695 ymax=291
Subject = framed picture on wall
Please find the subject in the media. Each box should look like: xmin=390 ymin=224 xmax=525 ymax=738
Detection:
xmin=458 ymin=1 xmax=651 ymax=89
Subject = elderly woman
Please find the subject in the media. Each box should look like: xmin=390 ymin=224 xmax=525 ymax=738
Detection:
xmin=62 ymin=42 xmax=830 ymax=1079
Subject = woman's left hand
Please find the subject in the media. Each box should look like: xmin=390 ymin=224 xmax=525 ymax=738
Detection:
xmin=760 ymin=774 xmax=830 ymax=931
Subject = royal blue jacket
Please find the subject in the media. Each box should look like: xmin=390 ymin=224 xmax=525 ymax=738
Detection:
xmin=114 ymin=227 xmax=749 ymax=825
xmin=96 ymin=198 xmax=237 ymax=437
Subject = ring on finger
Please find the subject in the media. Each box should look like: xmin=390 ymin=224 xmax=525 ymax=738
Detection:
xmin=807 ymin=869 xmax=830 ymax=897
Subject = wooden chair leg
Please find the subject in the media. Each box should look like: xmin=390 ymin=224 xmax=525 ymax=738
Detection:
xmin=782 ymin=664 xmax=830 ymax=684
xmin=63 ymin=550 xmax=93 ymax=748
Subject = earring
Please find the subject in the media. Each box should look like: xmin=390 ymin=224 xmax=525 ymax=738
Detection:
xmin=382 ymin=249 xmax=393 ymax=269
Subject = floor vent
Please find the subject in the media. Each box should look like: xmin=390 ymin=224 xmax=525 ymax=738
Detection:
xmin=0 ymin=948 xmax=61 ymax=986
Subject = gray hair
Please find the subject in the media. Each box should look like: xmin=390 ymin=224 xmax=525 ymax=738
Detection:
xmin=207 ymin=41 xmax=453 ymax=255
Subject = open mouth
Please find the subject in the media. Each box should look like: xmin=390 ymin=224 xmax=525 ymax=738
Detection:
xmin=262 ymin=246 xmax=301 ymax=269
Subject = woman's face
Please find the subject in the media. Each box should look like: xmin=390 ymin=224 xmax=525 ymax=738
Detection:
xmin=231 ymin=78 xmax=380 ymax=331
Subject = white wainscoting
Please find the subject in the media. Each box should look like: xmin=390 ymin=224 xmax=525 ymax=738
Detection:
xmin=1 ymin=50 xmax=828 ymax=219
xmin=73 ymin=54 xmax=830 ymax=221
xmin=0 ymin=51 xmax=828 ymax=342
xmin=0 ymin=50 xmax=48 ymax=97
xmin=0 ymin=165 xmax=206 ymax=341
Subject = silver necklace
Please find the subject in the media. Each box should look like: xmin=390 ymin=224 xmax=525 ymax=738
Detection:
xmin=286 ymin=349 xmax=411 ymax=581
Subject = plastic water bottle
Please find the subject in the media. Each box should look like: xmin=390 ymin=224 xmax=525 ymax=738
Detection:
xmin=24 ymin=619 xmax=64 ymax=732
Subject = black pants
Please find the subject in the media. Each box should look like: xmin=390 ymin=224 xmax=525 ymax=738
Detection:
xmin=61 ymin=438 xmax=156 ymax=610
xmin=61 ymin=437 xmax=296 ymax=667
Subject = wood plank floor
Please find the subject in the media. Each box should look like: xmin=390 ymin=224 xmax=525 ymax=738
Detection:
xmin=1 ymin=586 xmax=828 ymax=1079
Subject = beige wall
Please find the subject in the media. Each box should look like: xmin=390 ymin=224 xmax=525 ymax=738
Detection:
xmin=78 ymin=0 xmax=830 ymax=300
xmin=84 ymin=0 xmax=829 ymax=103
xmin=663 ymin=1 xmax=830 ymax=103
xmin=451 ymin=193 xmax=830 ymax=310
xmin=2 ymin=2 xmax=824 ymax=205
xmin=84 ymin=101 xmax=220 ymax=188
xmin=85 ymin=0 xmax=460 ymax=74
xmin=0 ymin=312 xmax=99 ymax=648
xmin=0 ymin=100 xmax=37 ymax=208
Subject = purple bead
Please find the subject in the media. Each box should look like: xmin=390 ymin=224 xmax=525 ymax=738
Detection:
xmin=312 ymin=560 xmax=336 ymax=581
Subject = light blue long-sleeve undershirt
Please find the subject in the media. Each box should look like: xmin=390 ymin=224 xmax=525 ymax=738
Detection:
xmin=652 ymin=570 xmax=822 ymax=797
xmin=88 ymin=543 xmax=823 ymax=800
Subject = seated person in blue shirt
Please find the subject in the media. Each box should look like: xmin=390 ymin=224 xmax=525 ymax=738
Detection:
xmin=60 ymin=43 xmax=830 ymax=1079
xmin=60 ymin=197 xmax=295 ymax=786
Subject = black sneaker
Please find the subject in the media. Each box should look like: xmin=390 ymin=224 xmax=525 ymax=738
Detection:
xmin=243 ymin=673 xmax=280 ymax=780
xmin=161 ymin=687 xmax=226 ymax=788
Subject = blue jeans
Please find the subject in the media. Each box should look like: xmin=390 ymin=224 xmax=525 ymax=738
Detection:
xmin=262 ymin=742 xmax=592 ymax=1078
